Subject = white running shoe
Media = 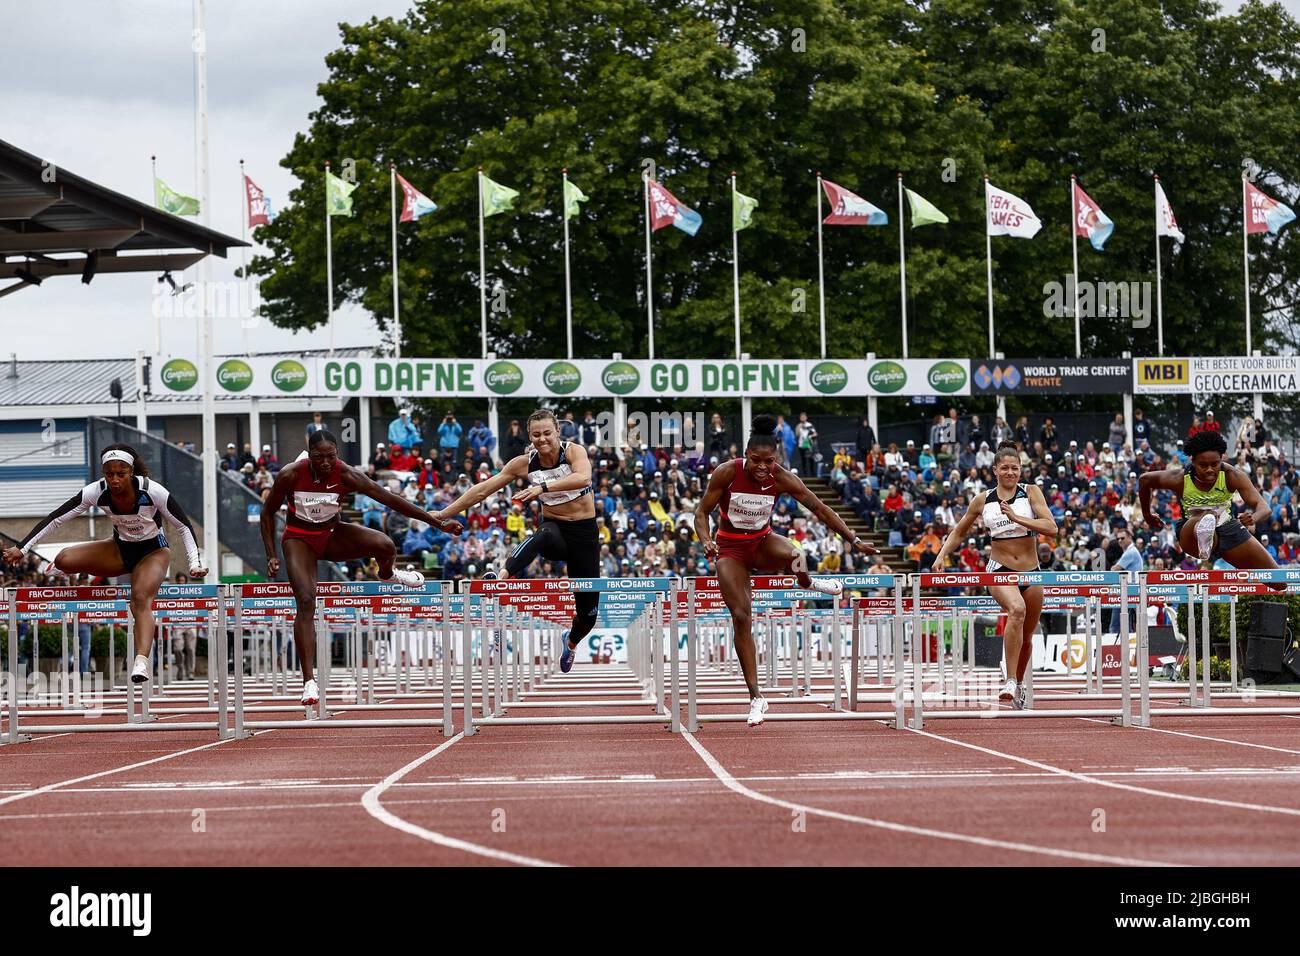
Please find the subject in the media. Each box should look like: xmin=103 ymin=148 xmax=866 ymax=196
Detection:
xmin=130 ymin=655 xmax=150 ymax=684
xmin=998 ymin=678 xmax=1018 ymax=703
xmin=386 ymin=567 xmax=426 ymax=589
xmin=746 ymin=696 xmax=769 ymax=727
xmin=1194 ymin=513 xmax=1217 ymax=560
xmin=301 ymin=678 xmax=320 ymax=706
xmin=806 ymin=577 xmax=844 ymax=597
xmin=1014 ymin=683 xmax=1027 ymax=710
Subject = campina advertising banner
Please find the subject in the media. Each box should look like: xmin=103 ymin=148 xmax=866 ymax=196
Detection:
xmin=972 ymin=358 xmax=1130 ymax=394
xmin=1134 ymin=355 xmax=1300 ymax=395
xmin=152 ymin=356 xmax=971 ymax=399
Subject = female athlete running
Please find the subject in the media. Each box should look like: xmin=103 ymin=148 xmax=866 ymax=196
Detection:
xmin=2 ymin=444 xmax=205 ymax=684
xmin=1139 ymin=429 xmax=1280 ymax=582
xmin=261 ymin=429 xmax=461 ymax=705
xmin=694 ymin=414 xmax=876 ymax=726
xmin=433 ymin=409 xmax=599 ymax=674
xmin=933 ymin=440 xmax=1058 ymax=708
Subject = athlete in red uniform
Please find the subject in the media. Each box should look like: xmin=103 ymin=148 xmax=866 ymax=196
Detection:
xmin=260 ymin=429 xmax=462 ymax=705
xmin=694 ymin=414 xmax=876 ymax=726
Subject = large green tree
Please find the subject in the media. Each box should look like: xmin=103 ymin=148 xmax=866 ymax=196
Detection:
xmin=248 ymin=0 xmax=1300 ymax=368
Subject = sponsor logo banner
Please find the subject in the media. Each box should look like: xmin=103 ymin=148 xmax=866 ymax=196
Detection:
xmin=1134 ymin=356 xmax=1300 ymax=395
xmin=974 ymin=358 xmax=1130 ymax=394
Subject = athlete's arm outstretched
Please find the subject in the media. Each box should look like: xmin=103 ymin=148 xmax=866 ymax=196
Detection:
xmin=341 ymin=464 xmax=461 ymax=533
xmin=435 ymin=455 xmax=527 ymax=518
xmin=2 ymin=487 xmax=93 ymax=565
xmin=692 ymin=461 xmax=736 ymax=560
xmin=512 ymin=443 xmax=591 ymax=503
xmin=775 ymin=469 xmax=876 ymax=556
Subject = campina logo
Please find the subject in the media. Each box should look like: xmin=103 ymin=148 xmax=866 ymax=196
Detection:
xmin=216 ymin=358 xmax=254 ymax=393
xmin=809 ymin=360 xmax=849 ymax=394
xmin=271 ymin=358 xmax=308 ymax=392
xmin=484 ymin=360 xmax=523 ymax=395
xmin=160 ymin=358 xmax=198 ymax=392
xmin=927 ymin=360 xmax=967 ymax=393
xmin=602 ymin=360 xmax=640 ymax=394
xmin=868 ymin=360 xmax=907 ymax=393
xmin=543 ymin=360 xmax=582 ymax=395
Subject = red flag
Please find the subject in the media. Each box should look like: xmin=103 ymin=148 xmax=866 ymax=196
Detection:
xmin=1245 ymin=180 xmax=1297 ymax=235
xmin=396 ymin=172 xmax=437 ymax=222
xmin=244 ymin=175 xmax=272 ymax=227
xmin=646 ymin=179 xmax=702 ymax=235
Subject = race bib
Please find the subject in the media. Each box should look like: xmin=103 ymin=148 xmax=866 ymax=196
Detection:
xmin=726 ymin=491 xmax=774 ymax=531
xmin=294 ymin=491 xmax=340 ymax=524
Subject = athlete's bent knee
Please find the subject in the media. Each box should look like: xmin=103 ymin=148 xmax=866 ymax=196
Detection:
xmin=732 ymin=607 xmax=752 ymax=635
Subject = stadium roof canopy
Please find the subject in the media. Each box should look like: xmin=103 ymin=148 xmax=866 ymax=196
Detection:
xmin=0 ymin=138 xmax=246 ymax=299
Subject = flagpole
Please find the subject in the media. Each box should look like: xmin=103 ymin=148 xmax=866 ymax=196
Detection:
xmin=643 ymin=171 xmax=655 ymax=360
xmin=151 ymin=154 xmax=161 ymax=356
xmin=897 ymin=173 xmax=908 ymax=360
xmin=193 ymin=0 xmax=216 ymax=585
xmin=1242 ymin=171 xmax=1252 ymax=356
xmin=324 ymin=161 xmax=335 ymax=356
xmin=478 ymin=168 xmax=488 ymax=360
xmin=1154 ymin=174 xmax=1164 ymax=357
xmin=563 ymin=168 xmax=574 ymax=360
xmin=731 ymin=172 xmax=742 ymax=360
xmin=240 ymin=158 xmax=249 ymax=355
xmin=816 ymin=171 xmax=826 ymax=360
xmin=1070 ymin=175 xmax=1081 ymax=358
xmin=390 ymin=163 xmax=401 ymax=358
xmin=984 ymin=174 xmax=995 ymax=356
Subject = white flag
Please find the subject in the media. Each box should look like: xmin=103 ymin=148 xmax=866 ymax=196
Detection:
xmin=985 ymin=181 xmax=1042 ymax=238
xmin=1155 ymin=180 xmax=1185 ymax=244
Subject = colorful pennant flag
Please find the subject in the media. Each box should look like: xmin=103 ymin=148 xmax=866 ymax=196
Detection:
xmin=481 ymin=175 xmax=519 ymax=218
xmin=1155 ymin=180 xmax=1184 ymax=244
xmin=244 ymin=175 xmax=274 ymax=227
xmin=154 ymin=178 xmax=200 ymax=216
xmin=733 ymin=189 xmax=758 ymax=231
xmin=1245 ymin=180 xmax=1296 ymax=235
xmin=397 ymin=172 xmax=437 ymax=222
xmin=326 ymin=171 xmax=357 ymax=217
xmin=904 ymin=187 xmax=948 ymax=227
xmin=985 ymin=181 xmax=1042 ymax=238
xmin=564 ymin=178 xmax=589 ymax=220
xmin=1073 ymin=182 xmax=1114 ymax=251
xmin=821 ymin=179 xmax=888 ymax=225
xmin=648 ymin=179 xmax=702 ymax=235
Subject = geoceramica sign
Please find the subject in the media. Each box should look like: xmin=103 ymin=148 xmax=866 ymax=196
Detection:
xmin=1134 ymin=355 xmax=1300 ymax=394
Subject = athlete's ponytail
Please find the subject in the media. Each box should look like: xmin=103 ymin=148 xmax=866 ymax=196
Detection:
xmin=747 ymin=413 xmax=778 ymax=450
xmin=993 ymin=440 xmax=1020 ymax=465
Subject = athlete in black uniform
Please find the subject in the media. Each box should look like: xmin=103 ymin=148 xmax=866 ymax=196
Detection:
xmin=435 ymin=410 xmax=599 ymax=673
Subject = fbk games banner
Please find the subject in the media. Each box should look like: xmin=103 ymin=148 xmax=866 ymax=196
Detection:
xmin=154 ymin=356 xmax=971 ymax=398
xmin=1134 ymin=355 xmax=1300 ymax=395
xmin=972 ymin=358 xmax=1130 ymax=394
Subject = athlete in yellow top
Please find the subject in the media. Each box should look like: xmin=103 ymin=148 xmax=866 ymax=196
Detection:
xmin=1139 ymin=429 xmax=1277 ymax=576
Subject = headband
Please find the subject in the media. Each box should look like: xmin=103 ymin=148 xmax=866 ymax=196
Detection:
xmin=101 ymin=450 xmax=135 ymax=468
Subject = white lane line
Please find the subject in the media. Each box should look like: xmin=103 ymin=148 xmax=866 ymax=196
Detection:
xmin=359 ymin=733 xmax=563 ymax=868
xmin=680 ymin=731 xmax=1179 ymax=867
xmin=1078 ymin=716 xmax=1300 ymax=757
xmin=905 ymin=726 xmax=1300 ymax=817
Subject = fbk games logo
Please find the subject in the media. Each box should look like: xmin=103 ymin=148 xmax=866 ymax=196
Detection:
xmin=160 ymin=358 xmax=198 ymax=392
xmin=543 ymin=361 xmax=582 ymax=395
xmin=217 ymin=359 xmax=254 ymax=393
xmin=868 ymin=360 xmax=907 ymax=393
xmin=928 ymin=360 xmax=967 ymax=393
xmin=602 ymin=360 xmax=640 ymax=395
xmin=809 ymin=360 xmax=848 ymax=394
xmin=484 ymin=360 xmax=524 ymax=395
xmin=271 ymin=359 xmax=308 ymax=392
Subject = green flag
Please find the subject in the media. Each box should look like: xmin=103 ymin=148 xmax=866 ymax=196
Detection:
xmin=733 ymin=189 xmax=758 ymax=231
xmin=326 ymin=171 xmax=357 ymax=217
xmin=154 ymin=178 xmax=200 ymax=216
xmin=905 ymin=187 xmax=948 ymax=227
xmin=481 ymin=175 xmax=519 ymax=217
xmin=563 ymin=178 xmax=589 ymax=220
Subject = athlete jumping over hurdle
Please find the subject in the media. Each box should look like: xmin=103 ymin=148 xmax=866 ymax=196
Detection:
xmin=261 ymin=429 xmax=462 ymax=706
xmin=932 ymin=441 xmax=1058 ymax=709
xmin=694 ymin=414 xmax=876 ymax=727
xmin=1139 ymin=429 xmax=1282 ymax=587
xmin=432 ymin=409 xmax=599 ymax=674
xmin=2 ymin=443 xmax=206 ymax=684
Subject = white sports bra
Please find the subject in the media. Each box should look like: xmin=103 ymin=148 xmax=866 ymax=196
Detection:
xmin=981 ymin=483 xmax=1035 ymax=539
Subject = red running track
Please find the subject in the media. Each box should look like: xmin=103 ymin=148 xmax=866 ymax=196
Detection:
xmin=3 ymin=672 xmax=1300 ymax=867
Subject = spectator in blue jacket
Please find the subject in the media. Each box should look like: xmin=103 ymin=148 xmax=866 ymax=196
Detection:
xmin=467 ymin=419 xmax=496 ymax=461
xmin=355 ymin=492 xmax=385 ymax=530
xmin=402 ymin=521 xmax=434 ymax=561
xmin=438 ymin=411 xmax=463 ymax=463
xmin=774 ymin=415 xmax=796 ymax=466
xmin=388 ymin=408 xmax=421 ymax=450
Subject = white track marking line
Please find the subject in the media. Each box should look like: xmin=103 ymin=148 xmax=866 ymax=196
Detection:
xmin=680 ymin=731 xmax=1178 ymax=867
xmin=1077 ymin=716 xmax=1300 ymax=757
xmin=904 ymin=726 xmax=1300 ymax=817
xmin=359 ymin=733 xmax=563 ymax=868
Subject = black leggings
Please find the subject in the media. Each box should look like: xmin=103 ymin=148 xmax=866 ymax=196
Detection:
xmin=505 ymin=517 xmax=601 ymax=646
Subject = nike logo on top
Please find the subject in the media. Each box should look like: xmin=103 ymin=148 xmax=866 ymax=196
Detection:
xmin=761 ymin=484 xmax=774 ymax=491
xmin=326 ymin=484 xmax=340 ymax=489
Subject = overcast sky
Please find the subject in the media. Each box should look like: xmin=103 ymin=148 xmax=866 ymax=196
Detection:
xmin=3 ymin=0 xmax=1295 ymax=363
